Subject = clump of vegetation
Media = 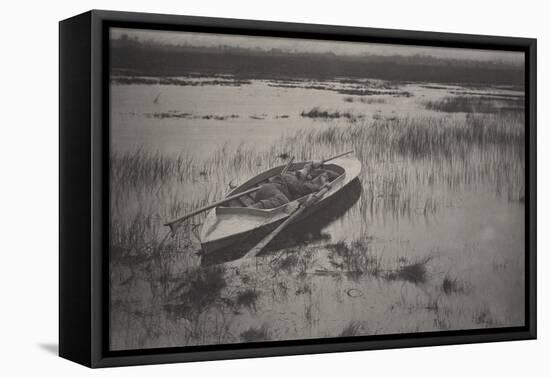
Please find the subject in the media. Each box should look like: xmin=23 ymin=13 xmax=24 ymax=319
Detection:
xmin=146 ymin=111 xmax=194 ymax=119
xmin=336 ymin=88 xmax=412 ymax=97
xmin=110 ymin=212 xmax=177 ymax=265
xmin=295 ymin=281 xmax=312 ymax=296
xmin=267 ymin=83 xmax=300 ymax=89
xmin=240 ymin=325 xmax=270 ymax=342
xmin=442 ymin=275 xmax=470 ymax=295
xmin=164 ymin=266 xmax=227 ymax=320
xmin=424 ymin=96 xmax=523 ymax=114
xmin=146 ymin=111 xmax=239 ymax=120
xmin=339 ymin=321 xmax=363 ymax=337
xmin=344 ymin=96 xmax=387 ymax=104
xmin=492 ymin=258 xmax=509 ymax=272
xmin=268 ymin=79 xmax=410 ymax=98
xmin=419 ymin=84 xmax=453 ymax=90
xmin=111 ymin=149 xmax=195 ymax=187
xmin=385 ymin=257 xmax=432 ymax=284
xmin=473 ymin=305 xmax=497 ymax=327
xmin=235 ymin=289 xmax=260 ymax=311
xmin=448 ymin=90 xmax=524 ymax=100
xmin=300 ymin=107 xmax=361 ymax=120
xmin=327 ymin=240 xmax=381 ymax=279
xmin=201 ymin=114 xmax=239 ymax=120
xmin=433 ymin=315 xmax=451 ymax=330
xmin=274 ymin=253 xmax=300 ymax=274
xmin=111 ymin=76 xmax=251 ymax=87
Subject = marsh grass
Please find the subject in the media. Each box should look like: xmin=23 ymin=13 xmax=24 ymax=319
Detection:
xmin=240 ymin=325 xmax=270 ymax=342
xmin=337 ymin=88 xmax=412 ymax=97
xmin=110 ymin=110 xmax=524 ymax=274
xmin=442 ymin=275 xmax=471 ymax=295
xmin=324 ymin=240 xmax=440 ymax=287
xmin=327 ymin=240 xmax=382 ymax=279
xmin=110 ymin=107 xmax=524 ymax=349
xmin=424 ymin=96 xmax=524 ymax=114
xmin=111 ymin=76 xmax=252 ymax=86
xmin=268 ymin=248 xmax=316 ymax=278
xmin=164 ymin=266 xmax=227 ymax=320
xmin=473 ymin=305 xmax=498 ymax=327
xmin=300 ymin=107 xmax=362 ymax=120
xmin=235 ymin=289 xmax=260 ymax=311
xmin=339 ymin=321 xmax=363 ymax=337
xmin=275 ymin=253 xmax=300 ymax=274
xmin=343 ymin=96 xmax=387 ymax=104
xmin=146 ymin=111 xmax=240 ymax=120
xmin=266 ymin=79 xmax=410 ymax=97
xmin=384 ymin=257 xmax=432 ymax=284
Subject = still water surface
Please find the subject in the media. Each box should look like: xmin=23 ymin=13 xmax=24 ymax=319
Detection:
xmin=110 ymin=77 xmax=525 ymax=349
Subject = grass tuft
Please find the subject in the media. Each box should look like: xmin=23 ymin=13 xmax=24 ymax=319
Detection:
xmin=339 ymin=321 xmax=363 ymax=337
xmin=240 ymin=325 xmax=270 ymax=342
xmin=164 ymin=266 xmax=227 ymax=319
xmin=424 ymin=96 xmax=523 ymax=114
xmin=300 ymin=107 xmax=360 ymax=120
xmin=442 ymin=275 xmax=470 ymax=295
xmin=385 ymin=257 xmax=432 ymax=284
xmin=236 ymin=289 xmax=260 ymax=311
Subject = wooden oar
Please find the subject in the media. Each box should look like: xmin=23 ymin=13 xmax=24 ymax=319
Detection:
xmin=164 ymin=186 xmax=260 ymax=234
xmin=164 ymin=156 xmax=294 ymax=236
xmin=241 ymin=150 xmax=353 ymax=258
xmin=320 ymin=150 xmax=354 ymax=164
xmin=243 ymin=184 xmax=332 ymax=259
xmin=280 ymin=156 xmax=295 ymax=175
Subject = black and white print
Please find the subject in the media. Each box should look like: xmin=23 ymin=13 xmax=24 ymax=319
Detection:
xmin=109 ymin=28 xmax=525 ymax=350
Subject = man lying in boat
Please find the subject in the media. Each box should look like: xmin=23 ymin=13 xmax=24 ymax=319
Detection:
xmin=248 ymin=162 xmax=339 ymax=209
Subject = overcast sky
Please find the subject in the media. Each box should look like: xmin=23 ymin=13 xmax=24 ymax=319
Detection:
xmin=111 ymin=28 xmax=524 ymax=65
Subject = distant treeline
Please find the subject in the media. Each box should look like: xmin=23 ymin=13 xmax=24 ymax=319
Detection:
xmin=110 ymin=37 xmax=524 ymax=86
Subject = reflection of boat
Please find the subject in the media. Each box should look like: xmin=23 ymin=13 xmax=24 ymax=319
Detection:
xmin=200 ymin=157 xmax=362 ymax=258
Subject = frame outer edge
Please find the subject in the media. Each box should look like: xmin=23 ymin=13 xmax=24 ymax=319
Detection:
xmin=91 ymin=10 xmax=106 ymax=368
xmin=59 ymin=11 xmax=93 ymax=367
xmin=89 ymin=9 xmax=535 ymax=46
xmin=528 ymin=38 xmax=537 ymax=339
xmin=84 ymin=9 xmax=537 ymax=367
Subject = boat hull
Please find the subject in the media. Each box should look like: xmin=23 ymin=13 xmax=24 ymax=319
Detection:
xmin=199 ymin=157 xmax=362 ymax=256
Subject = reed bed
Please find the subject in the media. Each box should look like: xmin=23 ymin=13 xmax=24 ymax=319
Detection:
xmin=424 ymin=95 xmax=524 ymax=114
xmin=111 ymin=111 xmax=524 ymax=261
xmin=110 ymin=109 xmax=525 ymax=349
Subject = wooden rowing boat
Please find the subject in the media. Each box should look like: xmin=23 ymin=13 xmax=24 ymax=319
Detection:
xmin=199 ymin=157 xmax=362 ymax=254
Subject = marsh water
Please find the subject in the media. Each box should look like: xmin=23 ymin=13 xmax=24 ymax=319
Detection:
xmin=109 ymin=77 xmax=525 ymax=350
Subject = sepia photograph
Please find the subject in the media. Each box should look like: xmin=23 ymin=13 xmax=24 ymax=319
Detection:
xmin=108 ymin=27 xmax=526 ymax=351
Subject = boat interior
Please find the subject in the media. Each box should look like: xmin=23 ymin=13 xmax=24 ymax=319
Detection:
xmin=217 ymin=162 xmax=345 ymax=215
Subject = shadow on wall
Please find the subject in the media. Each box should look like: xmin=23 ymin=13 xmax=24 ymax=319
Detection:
xmin=37 ymin=343 xmax=58 ymax=356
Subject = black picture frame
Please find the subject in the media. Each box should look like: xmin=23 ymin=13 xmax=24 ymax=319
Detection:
xmin=59 ymin=9 xmax=537 ymax=368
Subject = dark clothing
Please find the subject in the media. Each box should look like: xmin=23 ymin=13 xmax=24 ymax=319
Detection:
xmin=250 ymin=181 xmax=291 ymax=209
xmin=250 ymin=191 xmax=289 ymax=209
xmin=276 ymin=173 xmax=322 ymax=199
xmin=262 ymin=178 xmax=291 ymax=199
xmin=310 ymin=168 xmax=339 ymax=181
xmin=253 ymin=182 xmax=289 ymax=201
xmin=250 ymin=168 xmax=335 ymax=209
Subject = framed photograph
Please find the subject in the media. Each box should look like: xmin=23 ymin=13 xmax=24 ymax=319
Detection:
xmin=59 ymin=10 xmax=536 ymax=368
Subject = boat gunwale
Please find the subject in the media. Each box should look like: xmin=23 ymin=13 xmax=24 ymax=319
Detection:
xmin=200 ymin=157 xmax=362 ymax=245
